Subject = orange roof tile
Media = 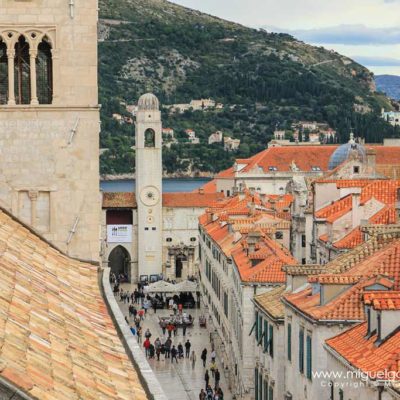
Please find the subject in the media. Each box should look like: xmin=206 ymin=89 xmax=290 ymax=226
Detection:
xmin=163 ymin=192 xmax=224 ymax=207
xmin=315 ymin=195 xmax=352 ymax=222
xmin=363 ymin=291 xmax=400 ymax=310
xmin=254 ymin=285 xmax=286 ymax=320
xmin=326 ymin=322 xmax=400 ymax=381
xmin=195 ymin=179 xmax=218 ymax=193
xmin=308 ymin=274 xmax=362 ymax=284
xmin=0 ymin=209 xmax=147 ymax=399
xmin=333 ymin=228 xmax=363 ymax=249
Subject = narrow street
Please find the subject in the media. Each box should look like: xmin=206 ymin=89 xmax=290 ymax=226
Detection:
xmin=117 ymin=283 xmax=233 ymax=400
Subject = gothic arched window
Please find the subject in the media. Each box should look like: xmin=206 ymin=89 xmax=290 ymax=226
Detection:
xmin=0 ymin=40 xmax=7 ymax=104
xmin=144 ymin=128 xmax=155 ymax=147
xmin=14 ymin=36 xmax=31 ymax=105
xmin=37 ymin=38 xmax=53 ymax=104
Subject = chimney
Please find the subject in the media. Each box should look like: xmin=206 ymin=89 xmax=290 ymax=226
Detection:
xmin=366 ymin=148 xmax=376 ymax=175
xmin=352 ymin=189 xmax=361 ymax=229
xmin=247 ymin=230 xmax=261 ymax=253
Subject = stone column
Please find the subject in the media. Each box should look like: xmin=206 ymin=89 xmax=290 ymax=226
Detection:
xmin=29 ymin=49 xmax=38 ymax=105
xmin=7 ymin=48 xmax=15 ymax=105
xmin=29 ymin=191 xmax=38 ymax=227
xmin=51 ymin=48 xmax=59 ymax=104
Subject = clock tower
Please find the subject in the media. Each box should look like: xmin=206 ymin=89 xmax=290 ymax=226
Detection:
xmin=135 ymin=93 xmax=163 ymax=280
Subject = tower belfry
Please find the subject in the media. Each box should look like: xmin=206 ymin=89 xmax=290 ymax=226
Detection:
xmin=135 ymin=93 xmax=163 ymax=279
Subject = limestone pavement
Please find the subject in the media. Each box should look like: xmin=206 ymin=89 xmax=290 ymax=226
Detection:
xmin=117 ymin=283 xmax=233 ymax=400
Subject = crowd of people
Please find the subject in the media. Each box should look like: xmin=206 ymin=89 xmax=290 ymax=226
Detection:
xmin=113 ymin=276 xmax=225 ymax=400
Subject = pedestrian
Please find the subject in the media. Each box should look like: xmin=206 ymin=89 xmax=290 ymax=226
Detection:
xmin=182 ymin=321 xmax=187 ymax=336
xmin=161 ymin=320 xmax=167 ymax=335
xmin=201 ymin=348 xmax=207 ymax=367
xmin=130 ymin=325 xmax=136 ymax=336
xmin=125 ymin=315 xmax=129 ymax=325
xmin=149 ymin=343 xmax=155 ymax=359
xmin=153 ymin=300 xmax=157 ymax=314
xmin=165 ymin=338 xmax=171 ymax=359
xmin=185 ymin=339 xmax=191 ymax=358
xmin=173 ymin=302 xmax=178 ymax=315
xmin=137 ymin=326 xmax=142 ymax=343
xmin=190 ymin=350 xmax=196 ymax=369
xmin=211 ymin=349 xmax=216 ymax=362
xmin=204 ymin=370 xmax=210 ymax=389
xmin=178 ymin=303 xmax=183 ymax=314
xmin=145 ymin=329 xmax=152 ymax=340
xmin=217 ymin=387 xmax=224 ymax=400
xmin=143 ymin=338 xmax=150 ymax=357
xmin=177 ymin=343 xmax=184 ymax=358
xmin=199 ymin=389 xmax=206 ymax=400
xmin=167 ymin=323 xmax=173 ymax=338
xmin=206 ymin=385 xmax=213 ymax=400
xmin=156 ymin=346 xmax=161 ymax=361
xmin=173 ymin=324 xmax=177 ymax=337
xmin=210 ymin=360 xmax=216 ymax=377
xmin=171 ymin=345 xmax=178 ymax=363
xmin=214 ymin=368 xmax=220 ymax=388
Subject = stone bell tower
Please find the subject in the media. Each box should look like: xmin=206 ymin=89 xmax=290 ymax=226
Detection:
xmin=0 ymin=0 xmax=100 ymax=261
xmin=135 ymin=93 xmax=163 ymax=280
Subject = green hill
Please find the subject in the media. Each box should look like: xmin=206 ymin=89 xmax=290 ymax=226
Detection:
xmin=98 ymin=0 xmax=398 ymax=175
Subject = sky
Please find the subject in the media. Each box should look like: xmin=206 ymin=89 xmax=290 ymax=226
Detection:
xmin=170 ymin=0 xmax=400 ymax=76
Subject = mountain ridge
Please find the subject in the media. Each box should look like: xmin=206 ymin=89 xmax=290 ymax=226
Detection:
xmin=98 ymin=0 xmax=398 ymax=175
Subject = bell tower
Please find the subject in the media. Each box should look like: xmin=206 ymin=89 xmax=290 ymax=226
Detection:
xmin=135 ymin=93 xmax=163 ymax=280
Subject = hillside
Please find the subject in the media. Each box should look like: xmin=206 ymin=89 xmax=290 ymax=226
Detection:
xmin=98 ymin=0 xmax=398 ymax=175
xmin=376 ymin=75 xmax=400 ymax=100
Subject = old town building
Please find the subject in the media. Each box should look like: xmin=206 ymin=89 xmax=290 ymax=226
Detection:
xmin=0 ymin=0 xmax=100 ymax=261
xmin=198 ymin=190 xmax=296 ymax=398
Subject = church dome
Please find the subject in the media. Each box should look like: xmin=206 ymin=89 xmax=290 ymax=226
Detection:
xmin=138 ymin=93 xmax=159 ymax=111
xmin=328 ymin=133 xmax=366 ymax=170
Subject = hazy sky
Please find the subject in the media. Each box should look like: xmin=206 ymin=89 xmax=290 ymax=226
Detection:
xmin=170 ymin=0 xmax=400 ymax=75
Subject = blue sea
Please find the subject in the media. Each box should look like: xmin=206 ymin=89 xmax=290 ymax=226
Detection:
xmin=100 ymin=178 xmax=211 ymax=193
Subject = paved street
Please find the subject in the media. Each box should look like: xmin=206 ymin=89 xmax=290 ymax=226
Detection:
xmin=116 ymin=284 xmax=232 ymax=400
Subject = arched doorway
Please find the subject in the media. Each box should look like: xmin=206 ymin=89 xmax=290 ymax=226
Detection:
xmin=108 ymin=246 xmax=131 ymax=281
xmin=175 ymin=253 xmax=187 ymax=279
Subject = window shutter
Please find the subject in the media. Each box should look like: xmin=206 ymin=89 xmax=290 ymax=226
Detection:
xmin=263 ymin=320 xmax=268 ymax=352
xmin=299 ymin=329 xmax=304 ymax=373
xmin=306 ymin=335 xmax=312 ymax=380
xmin=269 ymin=325 xmax=274 ymax=357
xmin=287 ymin=323 xmax=292 ymax=361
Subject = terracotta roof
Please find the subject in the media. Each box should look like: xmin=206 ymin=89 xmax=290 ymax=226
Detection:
xmin=163 ymin=192 xmax=224 ymax=207
xmin=232 ymin=236 xmax=297 ymax=283
xmin=315 ymin=195 xmax=352 ymax=222
xmin=102 ymin=192 xmax=136 ymax=208
xmin=326 ymin=322 xmax=400 ymax=382
xmin=282 ymin=264 xmax=327 ymax=276
xmin=308 ymin=274 xmax=362 ymax=284
xmin=360 ymin=180 xmax=400 ymax=205
xmin=195 ymin=179 xmax=218 ymax=193
xmin=332 ymin=228 xmax=364 ymax=249
xmin=0 ymin=209 xmax=147 ymax=400
xmin=364 ymin=291 xmax=400 ymax=310
xmin=254 ymin=286 xmax=286 ymax=320
xmin=284 ymin=232 xmax=400 ymax=321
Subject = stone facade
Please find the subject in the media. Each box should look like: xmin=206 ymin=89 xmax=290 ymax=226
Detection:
xmin=0 ymin=0 xmax=100 ymax=261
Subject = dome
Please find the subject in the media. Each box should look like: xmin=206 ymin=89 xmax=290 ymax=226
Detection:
xmin=137 ymin=93 xmax=159 ymax=111
xmin=328 ymin=134 xmax=366 ymax=170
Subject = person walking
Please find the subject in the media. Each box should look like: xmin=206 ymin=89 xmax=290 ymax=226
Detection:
xmin=143 ymin=338 xmax=150 ymax=357
xmin=167 ymin=323 xmax=173 ymax=338
xmin=190 ymin=350 xmax=197 ymax=369
xmin=185 ymin=339 xmax=191 ymax=358
xmin=173 ymin=324 xmax=177 ymax=337
xmin=171 ymin=345 xmax=178 ymax=363
xmin=137 ymin=326 xmax=142 ymax=343
xmin=198 ymin=389 xmax=206 ymax=400
xmin=210 ymin=360 xmax=216 ymax=378
xmin=145 ymin=329 xmax=152 ymax=340
xmin=130 ymin=325 xmax=136 ymax=336
xmin=177 ymin=343 xmax=184 ymax=359
xmin=204 ymin=370 xmax=210 ymax=390
xmin=201 ymin=348 xmax=207 ymax=367
xmin=165 ymin=338 xmax=171 ymax=359
xmin=182 ymin=321 xmax=187 ymax=336
xmin=211 ymin=349 xmax=216 ymax=362
xmin=161 ymin=320 xmax=167 ymax=336
xmin=214 ymin=368 xmax=220 ymax=388
xmin=206 ymin=385 xmax=213 ymax=400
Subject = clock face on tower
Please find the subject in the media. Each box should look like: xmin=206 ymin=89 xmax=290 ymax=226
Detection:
xmin=140 ymin=186 xmax=160 ymax=206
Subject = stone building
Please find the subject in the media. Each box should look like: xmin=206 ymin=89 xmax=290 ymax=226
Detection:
xmin=198 ymin=191 xmax=296 ymax=398
xmin=0 ymin=0 xmax=100 ymax=261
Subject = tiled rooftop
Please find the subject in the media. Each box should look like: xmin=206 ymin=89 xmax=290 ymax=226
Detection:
xmin=326 ymin=322 xmax=400 ymax=382
xmin=0 ymin=209 xmax=148 ymax=399
xmin=284 ymin=231 xmax=400 ymax=321
xmin=254 ymin=285 xmax=286 ymax=320
xmin=363 ymin=291 xmax=400 ymax=310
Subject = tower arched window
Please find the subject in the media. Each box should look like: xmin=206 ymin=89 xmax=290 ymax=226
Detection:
xmin=144 ymin=128 xmax=155 ymax=147
xmin=14 ymin=36 xmax=31 ymax=105
xmin=0 ymin=40 xmax=7 ymax=104
xmin=36 ymin=38 xmax=53 ymax=104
